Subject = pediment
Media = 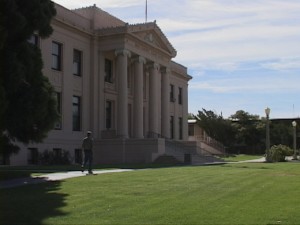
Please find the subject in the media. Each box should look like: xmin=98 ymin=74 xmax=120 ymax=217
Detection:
xmin=128 ymin=22 xmax=177 ymax=57
xmin=96 ymin=22 xmax=177 ymax=57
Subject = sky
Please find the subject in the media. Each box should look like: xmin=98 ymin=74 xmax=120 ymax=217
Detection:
xmin=54 ymin=0 xmax=300 ymax=119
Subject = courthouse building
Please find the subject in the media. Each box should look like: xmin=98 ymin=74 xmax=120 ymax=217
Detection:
xmin=9 ymin=3 xmax=196 ymax=165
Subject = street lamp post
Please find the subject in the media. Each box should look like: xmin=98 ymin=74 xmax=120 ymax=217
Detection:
xmin=265 ymin=107 xmax=271 ymax=162
xmin=292 ymin=121 xmax=297 ymax=160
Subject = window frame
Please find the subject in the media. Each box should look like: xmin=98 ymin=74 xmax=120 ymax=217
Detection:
xmin=104 ymin=58 xmax=113 ymax=83
xmin=52 ymin=41 xmax=62 ymax=71
xmin=170 ymin=84 xmax=175 ymax=102
xmin=72 ymin=96 xmax=81 ymax=131
xmin=178 ymin=87 xmax=183 ymax=105
xmin=73 ymin=49 xmax=82 ymax=76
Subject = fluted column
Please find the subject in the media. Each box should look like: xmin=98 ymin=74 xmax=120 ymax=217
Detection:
xmin=161 ymin=68 xmax=170 ymax=138
xmin=133 ymin=56 xmax=146 ymax=138
xmin=148 ymin=62 xmax=160 ymax=137
xmin=115 ymin=49 xmax=131 ymax=138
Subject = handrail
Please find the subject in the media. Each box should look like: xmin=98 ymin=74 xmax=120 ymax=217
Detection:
xmin=195 ymin=135 xmax=225 ymax=153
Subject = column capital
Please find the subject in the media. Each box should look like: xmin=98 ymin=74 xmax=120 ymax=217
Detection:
xmin=132 ymin=56 xmax=146 ymax=64
xmin=161 ymin=67 xmax=171 ymax=74
xmin=147 ymin=62 xmax=160 ymax=71
xmin=115 ymin=49 xmax=131 ymax=58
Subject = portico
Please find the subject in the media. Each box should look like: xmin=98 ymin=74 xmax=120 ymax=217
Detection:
xmin=97 ymin=21 xmax=184 ymax=142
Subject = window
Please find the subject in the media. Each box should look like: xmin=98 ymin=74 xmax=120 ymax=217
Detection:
xmin=74 ymin=149 xmax=82 ymax=164
xmin=28 ymin=34 xmax=39 ymax=46
xmin=170 ymin=116 xmax=174 ymax=139
xmin=52 ymin=41 xmax=62 ymax=71
xmin=179 ymin=117 xmax=183 ymax=140
xmin=54 ymin=92 xmax=62 ymax=130
xmin=188 ymin=124 xmax=195 ymax=136
xmin=105 ymin=59 xmax=113 ymax=83
xmin=106 ymin=100 xmax=113 ymax=129
xmin=178 ymin=87 xmax=182 ymax=105
xmin=73 ymin=49 xmax=82 ymax=76
xmin=170 ymin=84 xmax=175 ymax=102
xmin=72 ymin=96 xmax=81 ymax=131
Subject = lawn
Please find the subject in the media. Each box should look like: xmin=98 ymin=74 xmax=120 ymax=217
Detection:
xmin=1 ymin=162 xmax=300 ymax=225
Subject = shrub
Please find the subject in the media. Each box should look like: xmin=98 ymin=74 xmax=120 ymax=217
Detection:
xmin=269 ymin=145 xmax=293 ymax=162
xmin=39 ymin=149 xmax=71 ymax=165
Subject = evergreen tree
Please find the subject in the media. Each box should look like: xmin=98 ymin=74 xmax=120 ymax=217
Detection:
xmin=195 ymin=109 xmax=236 ymax=148
xmin=0 ymin=0 xmax=58 ymax=156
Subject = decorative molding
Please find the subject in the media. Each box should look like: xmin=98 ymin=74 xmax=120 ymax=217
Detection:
xmin=161 ymin=67 xmax=171 ymax=74
xmin=147 ymin=62 xmax=160 ymax=71
xmin=132 ymin=56 xmax=146 ymax=64
xmin=115 ymin=49 xmax=131 ymax=58
xmin=144 ymin=33 xmax=154 ymax=43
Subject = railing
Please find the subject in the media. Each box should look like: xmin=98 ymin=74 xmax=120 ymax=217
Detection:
xmin=195 ymin=135 xmax=225 ymax=154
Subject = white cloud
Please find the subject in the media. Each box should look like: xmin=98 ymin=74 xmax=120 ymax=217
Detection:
xmin=189 ymin=75 xmax=300 ymax=94
xmin=261 ymin=58 xmax=300 ymax=71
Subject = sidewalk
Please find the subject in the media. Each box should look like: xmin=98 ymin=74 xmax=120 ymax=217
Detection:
xmin=1 ymin=157 xmax=298 ymax=189
xmin=0 ymin=169 xmax=134 ymax=189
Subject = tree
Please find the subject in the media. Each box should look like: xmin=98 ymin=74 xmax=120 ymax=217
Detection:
xmin=0 ymin=0 xmax=58 ymax=156
xmin=195 ymin=109 xmax=236 ymax=148
xmin=230 ymin=110 xmax=265 ymax=154
xmin=270 ymin=120 xmax=293 ymax=147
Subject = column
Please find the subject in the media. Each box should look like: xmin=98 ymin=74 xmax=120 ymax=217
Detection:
xmin=89 ymin=37 xmax=99 ymax=138
xmin=182 ymin=84 xmax=189 ymax=141
xmin=161 ymin=68 xmax=170 ymax=138
xmin=115 ymin=49 xmax=131 ymax=138
xmin=148 ymin=62 xmax=160 ymax=137
xmin=133 ymin=56 xmax=146 ymax=138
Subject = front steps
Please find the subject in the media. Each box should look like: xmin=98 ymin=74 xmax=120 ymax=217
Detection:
xmin=163 ymin=139 xmax=224 ymax=165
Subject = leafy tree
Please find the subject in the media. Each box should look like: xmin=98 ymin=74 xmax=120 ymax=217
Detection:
xmin=0 ymin=0 xmax=58 ymax=156
xmin=195 ymin=109 xmax=236 ymax=148
xmin=270 ymin=120 xmax=293 ymax=147
xmin=229 ymin=110 xmax=265 ymax=154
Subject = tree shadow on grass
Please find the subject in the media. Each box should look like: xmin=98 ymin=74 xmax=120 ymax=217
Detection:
xmin=0 ymin=180 xmax=68 ymax=225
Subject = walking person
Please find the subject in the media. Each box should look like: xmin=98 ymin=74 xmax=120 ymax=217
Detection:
xmin=81 ymin=131 xmax=94 ymax=174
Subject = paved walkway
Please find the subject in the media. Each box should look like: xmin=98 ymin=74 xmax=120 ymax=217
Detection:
xmin=1 ymin=157 xmax=298 ymax=189
xmin=0 ymin=169 xmax=135 ymax=189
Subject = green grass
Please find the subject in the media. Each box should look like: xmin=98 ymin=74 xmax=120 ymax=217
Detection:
xmin=1 ymin=162 xmax=300 ymax=225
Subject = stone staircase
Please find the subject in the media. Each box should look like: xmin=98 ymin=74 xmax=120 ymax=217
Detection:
xmin=164 ymin=139 xmax=224 ymax=165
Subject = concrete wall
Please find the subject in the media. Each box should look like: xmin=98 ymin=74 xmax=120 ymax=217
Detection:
xmin=93 ymin=138 xmax=165 ymax=164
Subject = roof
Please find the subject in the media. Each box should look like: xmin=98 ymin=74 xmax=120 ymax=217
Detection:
xmin=73 ymin=4 xmax=125 ymax=29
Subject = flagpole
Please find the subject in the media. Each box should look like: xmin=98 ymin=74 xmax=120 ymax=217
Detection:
xmin=145 ymin=0 xmax=148 ymax=22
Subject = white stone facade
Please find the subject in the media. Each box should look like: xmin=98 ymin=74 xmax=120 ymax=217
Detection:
xmin=9 ymin=3 xmax=192 ymax=165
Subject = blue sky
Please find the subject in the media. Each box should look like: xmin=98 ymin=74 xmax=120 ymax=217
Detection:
xmin=54 ymin=0 xmax=300 ymax=119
